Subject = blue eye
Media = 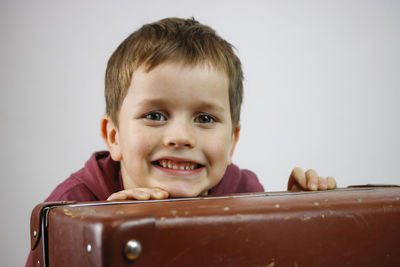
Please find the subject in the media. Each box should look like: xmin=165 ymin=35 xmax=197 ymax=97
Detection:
xmin=195 ymin=114 xmax=216 ymax=124
xmin=144 ymin=112 xmax=167 ymax=121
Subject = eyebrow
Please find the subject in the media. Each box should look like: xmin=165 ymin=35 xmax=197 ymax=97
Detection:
xmin=194 ymin=101 xmax=226 ymax=114
xmin=135 ymin=98 xmax=170 ymax=109
xmin=135 ymin=98 xmax=226 ymax=114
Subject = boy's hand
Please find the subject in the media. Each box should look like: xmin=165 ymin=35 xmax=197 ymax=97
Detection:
xmin=107 ymin=187 xmax=169 ymax=201
xmin=287 ymin=167 xmax=337 ymax=191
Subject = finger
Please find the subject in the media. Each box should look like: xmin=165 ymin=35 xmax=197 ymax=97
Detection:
xmin=305 ymin=169 xmax=319 ymax=191
xmin=147 ymin=188 xmax=169 ymax=200
xmin=107 ymin=187 xmax=170 ymax=201
xmin=318 ymin=176 xmax=328 ymax=190
xmin=131 ymin=188 xmax=169 ymax=200
xmin=326 ymin=176 xmax=337 ymax=189
xmin=107 ymin=191 xmax=128 ymax=201
xmin=107 ymin=189 xmax=150 ymax=201
xmin=124 ymin=189 xmax=152 ymax=200
xmin=289 ymin=184 xmax=303 ymax=192
xmin=288 ymin=167 xmax=306 ymax=191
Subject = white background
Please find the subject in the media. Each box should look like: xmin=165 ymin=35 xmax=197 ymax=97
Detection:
xmin=1 ymin=1 xmax=399 ymax=266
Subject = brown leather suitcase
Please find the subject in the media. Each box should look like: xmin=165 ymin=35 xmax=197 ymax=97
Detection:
xmin=30 ymin=186 xmax=400 ymax=267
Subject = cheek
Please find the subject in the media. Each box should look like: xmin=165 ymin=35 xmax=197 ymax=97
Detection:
xmin=121 ymin=128 xmax=153 ymax=161
xmin=204 ymin=132 xmax=232 ymax=163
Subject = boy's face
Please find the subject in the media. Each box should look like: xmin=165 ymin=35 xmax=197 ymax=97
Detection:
xmin=108 ymin=62 xmax=239 ymax=197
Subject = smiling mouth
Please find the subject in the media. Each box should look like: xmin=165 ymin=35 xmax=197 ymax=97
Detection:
xmin=152 ymin=160 xmax=203 ymax=171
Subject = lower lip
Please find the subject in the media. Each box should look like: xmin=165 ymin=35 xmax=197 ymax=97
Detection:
xmin=152 ymin=164 xmax=204 ymax=176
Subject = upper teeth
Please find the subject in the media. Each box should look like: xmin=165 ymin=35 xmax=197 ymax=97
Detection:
xmin=158 ymin=160 xmax=198 ymax=170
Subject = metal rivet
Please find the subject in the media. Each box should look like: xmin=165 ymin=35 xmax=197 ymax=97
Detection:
xmin=86 ymin=244 xmax=92 ymax=253
xmin=33 ymin=230 xmax=37 ymax=237
xmin=124 ymin=240 xmax=142 ymax=261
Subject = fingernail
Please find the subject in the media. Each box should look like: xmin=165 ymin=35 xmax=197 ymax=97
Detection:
xmin=139 ymin=192 xmax=150 ymax=199
xmin=310 ymin=184 xmax=318 ymax=191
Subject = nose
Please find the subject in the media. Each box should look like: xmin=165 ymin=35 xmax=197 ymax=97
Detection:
xmin=163 ymin=120 xmax=196 ymax=149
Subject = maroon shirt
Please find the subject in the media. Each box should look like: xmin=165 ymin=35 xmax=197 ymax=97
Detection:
xmin=44 ymin=151 xmax=264 ymax=201
xmin=26 ymin=151 xmax=264 ymax=266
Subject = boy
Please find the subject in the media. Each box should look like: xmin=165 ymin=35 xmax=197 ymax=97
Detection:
xmin=26 ymin=17 xmax=336 ymax=266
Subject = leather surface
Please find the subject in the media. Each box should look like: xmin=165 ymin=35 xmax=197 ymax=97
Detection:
xmin=31 ymin=187 xmax=400 ymax=266
xmin=30 ymin=201 xmax=76 ymax=267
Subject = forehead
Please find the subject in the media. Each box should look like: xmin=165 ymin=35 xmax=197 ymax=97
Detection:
xmin=141 ymin=60 xmax=228 ymax=83
xmin=128 ymin=62 xmax=229 ymax=100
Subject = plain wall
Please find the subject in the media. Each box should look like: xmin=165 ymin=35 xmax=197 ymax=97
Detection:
xmin=1 ymin=0 xmax=399 ymax=266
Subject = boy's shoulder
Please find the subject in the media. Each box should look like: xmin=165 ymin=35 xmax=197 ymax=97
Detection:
xmin=45 ymin=151 xmax=122 ymax=202
xmin=210 ymin=164 xmax=264 ymax=195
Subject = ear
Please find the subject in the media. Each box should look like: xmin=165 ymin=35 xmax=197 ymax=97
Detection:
xmin=101 ymin=114 xmax=122 ymax=161
xmin=227 ymin=124 xmax=241 ymax=165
